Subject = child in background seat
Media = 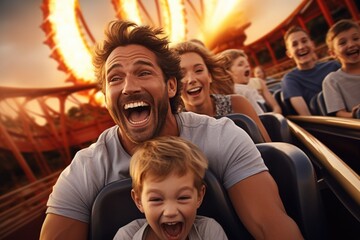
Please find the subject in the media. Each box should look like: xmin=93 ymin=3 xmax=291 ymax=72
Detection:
xmin=322 ymin=19 xmax=360 ymax=118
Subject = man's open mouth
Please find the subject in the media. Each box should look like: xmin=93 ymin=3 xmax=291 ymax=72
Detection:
xmin=123 ymin=101 xmax=151 ymax=125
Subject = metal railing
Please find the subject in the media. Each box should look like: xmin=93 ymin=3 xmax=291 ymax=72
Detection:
xmin=0 ymin=171 xmax=61 ymax=238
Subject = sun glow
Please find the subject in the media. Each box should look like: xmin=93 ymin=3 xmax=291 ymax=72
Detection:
xmin=42 ymin=0 xmax=94 ymax=83
xmin=114 ymin=0 xmax=142 ymax=25
xmin=167 ymin=0 xmax=187 ymax=43
xmin=42 ymin=0 xmax=249 ymax=86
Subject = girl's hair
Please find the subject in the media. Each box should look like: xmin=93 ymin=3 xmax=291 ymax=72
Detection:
xmin=130 ymin=136 xmax=208 ymax=195
xmin=172 ymin=41 xmax=234 ymax=94
xmin=92 ymin=20 xmax=183 ymax=113
xmin=326 ymin=19 xmax=360 ymax=51
xmin=216 ymin=49 xmax=247 ymax=71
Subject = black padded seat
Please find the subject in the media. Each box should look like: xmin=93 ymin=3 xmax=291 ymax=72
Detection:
xmin=224 ymin=113 xmax=265 ymax=143
xmin=256 ymin=142 xmax=327 ymax=240
xmin=317 ymin=91 xmax=328 ymax=116
xmin=267 ymin=81 xmax=281 ymax=94
xmin=280 ymin=91 xmax=298 ymax=116
xmin=273 ymin=89 xmax=296 ymax=116
xmin=309 ymin=94 xmax=320 ymax=115
xmin=354 ymin=107 xmax=360 ymax=119
xmin=259 ymin=113 xmax=292 ymax=143
xmin=273 ymin=89 xmax=283 ymax=112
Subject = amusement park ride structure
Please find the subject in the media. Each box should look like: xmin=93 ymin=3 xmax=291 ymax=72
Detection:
xmin=0 ymin=0 xmax=360 ymax=239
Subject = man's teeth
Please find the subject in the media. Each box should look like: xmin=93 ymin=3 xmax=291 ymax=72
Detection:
xmin=124 ymin=101 xmax=149 ymax=110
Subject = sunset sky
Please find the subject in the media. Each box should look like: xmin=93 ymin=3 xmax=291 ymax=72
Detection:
xmin=0 ymin=0 xmax=301 ymax=88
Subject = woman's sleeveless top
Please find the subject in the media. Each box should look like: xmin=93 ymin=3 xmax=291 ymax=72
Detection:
xmin=211 ymin=94 xmax=232 ymax=117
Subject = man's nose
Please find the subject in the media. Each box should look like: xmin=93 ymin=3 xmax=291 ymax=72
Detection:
xmin=122 ymin=76 xmax=141 ymax=95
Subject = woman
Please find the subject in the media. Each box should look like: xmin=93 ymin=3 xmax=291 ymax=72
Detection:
xmin=217 ymin=49 xmax=282 ymax=114
xmin=172 ymin=41 xmax=271 ymax=142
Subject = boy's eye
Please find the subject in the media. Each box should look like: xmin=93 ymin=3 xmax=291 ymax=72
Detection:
xmin=338 ymin=39 xmax=346 ymax=46
xmin=139 ymin=70 xmax=151 ymax=77
xmin=178 ymin=196 xmax=191 ymax=201
xmin=149 ymin=197 xmax=162 ymax=202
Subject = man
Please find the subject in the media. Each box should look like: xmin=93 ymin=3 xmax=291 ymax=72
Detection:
xmin=282 ymin=26 xmax=340 ymax=115
xmin=40 ymin=20 xmax=303 ymax=239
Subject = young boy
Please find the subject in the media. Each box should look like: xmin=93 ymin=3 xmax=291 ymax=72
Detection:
xmin=113 ymin=136 xmax=228 ymax=240
xmin=322 ymin=19 xmax=360 ymax=118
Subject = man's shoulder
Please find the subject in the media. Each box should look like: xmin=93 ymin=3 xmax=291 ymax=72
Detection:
xmin=178 ymin=112 xmax=230 ymax=126
xmin=318 ymin=60 xmax=341 ymax=70
xmin=283 ymin=68 xmax=299 ymax=80
xmin=78 ymin=125 xmax=118 ymax=152
xmin=178 ymin=112 xmax=235 ymax=137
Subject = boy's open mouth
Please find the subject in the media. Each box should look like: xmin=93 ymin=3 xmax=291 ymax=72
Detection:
xmin=162 ymin=222 xmax=183 ymax=239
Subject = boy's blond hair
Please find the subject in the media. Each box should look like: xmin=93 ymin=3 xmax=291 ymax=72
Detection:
xmin=130 ymin=136 xmax=208 ymax=195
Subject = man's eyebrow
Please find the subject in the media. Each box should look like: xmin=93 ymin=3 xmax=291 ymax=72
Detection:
xmin=106 ymin=60 xmax=156 ymax=76
xmin=134 ymin=60 xmax=156 ymax=68
xmin=106 ymin=63 xmax=122 ymax=76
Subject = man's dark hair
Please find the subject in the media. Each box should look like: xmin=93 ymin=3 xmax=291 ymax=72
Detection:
xmin=92 ymin=20 xmax=183 ymax=113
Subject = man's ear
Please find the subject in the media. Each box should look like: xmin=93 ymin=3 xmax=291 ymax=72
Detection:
xmin=167 ymin=77 xmax=177 ymax=98
xmin=196 ymin=185 xmax=206 ymax=209
xmin=131 ymin=189 xmax=144 ymax=213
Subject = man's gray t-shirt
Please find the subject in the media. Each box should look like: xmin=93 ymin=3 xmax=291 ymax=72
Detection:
xmin=113 ymin=216 xmax=228 ymax=240
xmin=46 ymin=112 xmax=267 ymax=223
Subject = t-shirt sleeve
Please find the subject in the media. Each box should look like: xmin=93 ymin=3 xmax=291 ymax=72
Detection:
xmin=46 ymin=148 xmax=104 ymax=223
xmin=322 ymin=72 xmax=345 ymax=113
xmin=207 ymin=118 xmax=268 ymax=189
xmin=282 ymin=72 xmax=302 ymax=100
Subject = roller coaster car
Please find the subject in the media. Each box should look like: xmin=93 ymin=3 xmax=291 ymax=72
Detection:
xmin=90 ymin=142 xmax=326 ymax=240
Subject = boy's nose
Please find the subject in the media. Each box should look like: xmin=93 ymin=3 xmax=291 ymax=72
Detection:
xmin=163 ymin=204 xmax=179 ymax=217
